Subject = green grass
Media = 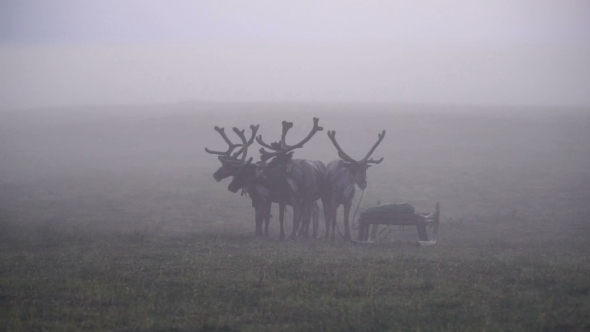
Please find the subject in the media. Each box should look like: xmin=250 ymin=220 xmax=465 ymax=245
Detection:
xmin=1 ymin=222 xmax=589 ymax=331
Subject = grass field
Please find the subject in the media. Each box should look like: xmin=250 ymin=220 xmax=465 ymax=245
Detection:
xmin=1 ymin=103 xmax=589 ymax=331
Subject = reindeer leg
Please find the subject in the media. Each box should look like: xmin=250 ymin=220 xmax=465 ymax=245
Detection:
xmin=289 ymin=201 xmax=300 ymax=240
xmin=297 ymin=202 xmax=306 ymax=238
xmin=299 ymin=200 xmax=312 ymax=239
xmin=300 ymin=201 xmax=309 ymax=239
xmin=330 ymin=203 xmax=338 ymax=241
xmin=305 ymin=200 xmax=314 ymax=239
xmin=307 ymin=201 xmax=313 ymax=238
xmin=279 ymin=203 xmax=286 ymax=240
xmin=255 ymin=206 xmax=263 ymax=237
xmin=343 ymin=200 xmax=352 ymax=241
xmin=264 ymin=201 xmax=271 ymax=237
xmin=322 ymin=197 xmax=331 ymax=240
xmin=312 ymin=201 xmax=319 ymax=239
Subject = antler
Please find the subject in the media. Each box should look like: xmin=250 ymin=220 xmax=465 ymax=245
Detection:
xmin=255 ymin=134 xmax=275 ymax=151
xmin=327 ymin=130 xmax=356 ymax=163
xmin=205 ymin=126 xmax=243 ymax=156
xmin=328 ymin=129 xmax=386 ymax=164
xmin=232 ymin=128 xmax=248 ymax=162
xmin=231 ymin=124 xmax=259 ymax=159
xmin=281 ymin=117 xmax=323 ymax=152
xmin=360 ymin=130 xmax=386 ymax=163
xmin=256 ymin=118 xmax=323 ymax=155
xmin=259 ymin=148 xmax=282 ymax=162
xmin=366 ymin=157 xmax=384 ymax=164
xmin=280 ymin=121 xmax=294 ymax=147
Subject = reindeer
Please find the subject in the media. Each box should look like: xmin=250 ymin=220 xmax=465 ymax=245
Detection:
xmin=205 ymin=125 xmax=259 ymax=182
xmin=324 ymin=129 xmax=386 ymax=241
xmin=205 ymin=124 xmax=315 ymax=238
xmin=206 ymin=124 xmax=270 ymax=236
xmin=256 ymin=118 xmax=329 ymax=239
xmin=226 ymin=158 xmax=321 ymax=239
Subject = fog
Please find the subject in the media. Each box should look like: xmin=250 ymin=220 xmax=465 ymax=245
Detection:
xmin=1 ymin=102 xmax=590 ymax=330
xmin=3 ymin=3 xmax=590 ymax=329
xmin=1 ymin=0 xmax=589 ymax=233
xmin=1 ymin=103 xmax=588 ymax=234
xmin=2 ymin=1 xmax=590 ymax=109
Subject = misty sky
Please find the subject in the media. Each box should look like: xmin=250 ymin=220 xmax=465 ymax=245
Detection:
xmin=1 ymin=1 xmax=589 ymax=109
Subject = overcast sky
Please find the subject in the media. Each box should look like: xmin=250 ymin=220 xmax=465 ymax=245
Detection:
xmin=1 ymin=1 xmax=589 ymax=109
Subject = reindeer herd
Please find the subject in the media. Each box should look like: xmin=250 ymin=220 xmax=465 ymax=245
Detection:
xmin=205 ymin=118 xmax=385 ymax=241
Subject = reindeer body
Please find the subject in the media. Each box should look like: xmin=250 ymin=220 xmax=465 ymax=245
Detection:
xmin=206 ymin=124 xmax=272 ymax=236
xmin=324 ymin=130 xmax=386 ymax=241
xmin=265 ymin=157 xmax=329 ymax=239
xmin=324 ymin=160 xmax=359 ymax=240
xmin=228 ymin=160 xmax=319 ymax=239
xmin=257 ymin=118 xmax=328 ymax=240
xmin=326 ymin=160 xmax=357 ymax=203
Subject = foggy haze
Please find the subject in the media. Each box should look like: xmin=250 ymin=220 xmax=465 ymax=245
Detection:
xmin=2 ymin=3 xmax=590 ymax=329
xmin=2 ymin=0 xmax=590 ymax=109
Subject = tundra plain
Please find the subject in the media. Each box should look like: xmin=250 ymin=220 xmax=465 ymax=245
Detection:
xmin=1 ymin=103 xmax=589 ymax=331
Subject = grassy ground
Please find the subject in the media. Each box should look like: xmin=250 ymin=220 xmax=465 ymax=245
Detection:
xmin=1 ymin=224 xmax=589 ymax=331
xmin=1 ymin=103 xmax=589 ymax=331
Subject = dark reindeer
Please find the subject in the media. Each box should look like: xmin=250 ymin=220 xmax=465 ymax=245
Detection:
xmin=206 ymin=124 xmax=272 ymax=236
xmin=205 ymin=125 xmax=259 ymax=182
xmin=227 ymin=126 xmax=285 ymax=238
xmin=206 ymin=124 xmax=317 ymax=238
xmin=226 ymin=157 xmax=321 ymax=239
xmin=324 ymin=129 xmax=386 ymax=241
xmin=256 ymin=118 xmax=329 ymax=239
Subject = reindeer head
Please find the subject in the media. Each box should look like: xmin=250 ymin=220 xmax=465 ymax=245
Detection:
xmin=327 ymin=130 xmax=386 ymax=190
xmin=227 ymin=161 xmax=265 ymax=193
xmin=205 ymin=124 xmax=259 ymax=182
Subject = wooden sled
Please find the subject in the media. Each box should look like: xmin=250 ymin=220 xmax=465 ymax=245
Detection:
xmin=356 ymin=202 xmax=440 ymax=245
